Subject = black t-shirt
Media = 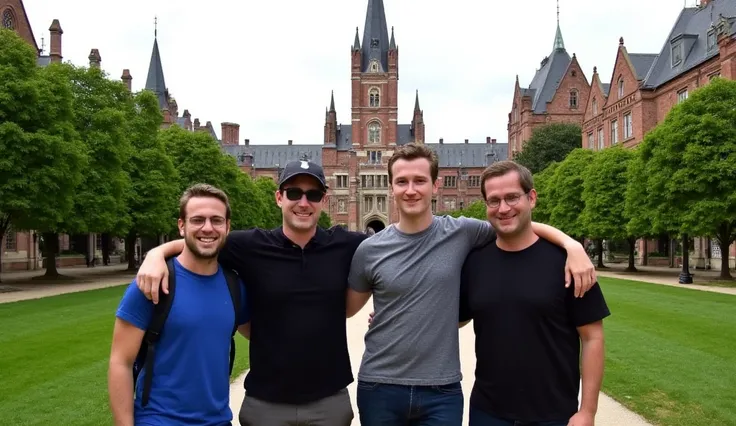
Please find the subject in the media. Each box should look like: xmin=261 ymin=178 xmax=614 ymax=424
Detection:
xmin=218 ymin=226 xmax=368 ymax=404
xmin=459 ymin=238 xmax=611 ymax=422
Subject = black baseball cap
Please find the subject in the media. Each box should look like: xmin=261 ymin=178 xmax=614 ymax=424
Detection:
xmin=278 ymin=160 xmax=328 ymax=191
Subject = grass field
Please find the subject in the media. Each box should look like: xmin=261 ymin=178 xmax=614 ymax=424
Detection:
xmin=0 ymin=285 xmax=250 ymax=426
xmin=600 ymin=277 xmax=736 ymax=426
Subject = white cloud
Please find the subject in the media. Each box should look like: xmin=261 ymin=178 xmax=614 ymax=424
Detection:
xmin=23 ymin=0 xmax=692 ymax=145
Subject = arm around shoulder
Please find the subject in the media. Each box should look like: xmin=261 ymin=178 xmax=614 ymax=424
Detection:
xmin=136 ymin=239 xmax=186 ymax=304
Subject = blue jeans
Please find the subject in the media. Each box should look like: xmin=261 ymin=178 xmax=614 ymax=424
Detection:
xmin=469 ymin=406 xmax=567 ymax=426
xmin=356 ymin=381 xmax=464 ymax=426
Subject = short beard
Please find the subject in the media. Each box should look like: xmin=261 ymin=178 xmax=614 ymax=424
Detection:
xmin=184 ymin=237 xmax=222 ymax=260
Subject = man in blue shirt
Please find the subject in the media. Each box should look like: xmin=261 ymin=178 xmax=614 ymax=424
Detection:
xmin=107 ymin=184 xmax=250 ymax=426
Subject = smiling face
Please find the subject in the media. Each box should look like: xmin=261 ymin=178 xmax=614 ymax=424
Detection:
xmin=390 ymin=157 xmax=438 ymax=220
xmin=276 ymin=174 xmax=325 ymax=234
xmin=483 ymin=170 xmax=536 ymax=239
xmin=178 ymin=196 xmax=230 ymax=259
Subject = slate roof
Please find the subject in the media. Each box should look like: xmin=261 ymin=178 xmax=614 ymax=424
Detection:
xmin=628 ymin=53 xmax=658 ymax=80
xmin=521 ymin=22 xmax=573 ymax=115
xmin=360 ymin=0 xmax=391 ymax=73
xmin=36 ymin=56 xmax=51 ymax=67
xmin=426 ymin=143 xmax=509 ymax=167
xmin=328 ymin=123 xmax=416 ymax=150
xmin=145 ymin=37 xmax=168 ymax=109
xmin=601 ymin=83 xmax=611 ymax=96
xmin=643 ymin=1 xmax=736 ymax=89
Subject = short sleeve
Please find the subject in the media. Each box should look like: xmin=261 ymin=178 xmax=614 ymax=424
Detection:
xmin=218 ymin=230 xmax=251 ymax=272
xmin=115 ymin=281 xmax=154 ymax=331
xmin=238 ymin=279 xmax=251 ymax=326
xmin=457 ymin=216 xmax=497 ymax=248
xmin=348 ymin=243 xmax=372 ymax=293
xmin=567 ymin=282 xmax=611 ymax=327
xmin=459 ymin=257 xmax=473 ymax=323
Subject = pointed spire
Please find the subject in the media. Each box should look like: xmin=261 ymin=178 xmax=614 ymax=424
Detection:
xmin=353 ymin=27 xmax=360 ymax=50
xmin=145 ymin=18 xmax=168 ymax=109
xmin=414 ymin=90 xmax=420 ymax=111
xmin=553 ymin=0 xmax=565 ymax=51
xmin=154 ymin=16 xmax=158 ymax=38
xmin=329 ymin=90 xmax=335 ymax=112
xmin=390 ymin=26 xmax=396 ymax=50
xmin=361 ymin=0 xmax=390 ymax=72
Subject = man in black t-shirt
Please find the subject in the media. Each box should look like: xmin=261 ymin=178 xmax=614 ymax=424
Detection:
xmin=460 ymin=161 xmax=610 ymax=426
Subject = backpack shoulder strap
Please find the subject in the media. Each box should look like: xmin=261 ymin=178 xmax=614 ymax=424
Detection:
xmin=138 ymin=257 xmax=177 ymax=407
xmin=222 ymin=267 xmax=242 ymax=375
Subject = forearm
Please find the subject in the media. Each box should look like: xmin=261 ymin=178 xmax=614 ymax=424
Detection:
xmin=530 ymin=222 xmax=576 ymax=249
xmin=579 ymin=337 xmax=605 ymax=414
xmin=108 ymin=362 xmax=135 ymax=426
xmin=150 ymin=239 xmax=185 ymax=258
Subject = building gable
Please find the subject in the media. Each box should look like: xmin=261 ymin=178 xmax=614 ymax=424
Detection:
xmin=1 ymin=0 xmax=39 ymax=53
xmin=546 ymin=54 xmax=590 ymax=115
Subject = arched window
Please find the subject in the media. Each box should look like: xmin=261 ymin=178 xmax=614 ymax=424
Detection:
xmin=569 ymin=90 xmax=578 ymax=108
xmin=618 ymin=78 xmax=624 ymax=98
xmin=2 ymin=9 xmax=15 ymax=29
xmin=592 ymin=97 xmax=598 ymax=115
xmin=369 ymin=88 xmax=380 ymax=107
xmin=368 ymin=122 xmax=381 ymax=144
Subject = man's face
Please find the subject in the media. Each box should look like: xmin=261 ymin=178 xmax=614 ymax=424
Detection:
xmin=483 ymin=171 xmax=536 ymax=238
xmin=276 ymin=175 xmax=325 ymax=233
xmin=178 ymin=197 xmax=230 ymax=259
xmin=390 ymin=158 xmax=438 ymax=219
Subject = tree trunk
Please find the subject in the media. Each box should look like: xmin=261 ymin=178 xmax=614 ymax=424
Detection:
xmin=0 ymin=214 xmax=9 ymax=283
xmin=626 ymin=237 xmax=638 ymax=272
xmin=596 ymin=239 xmax=606 ymax=268
xmin=126 ymin=231 xmax=137 ymax=271
xmin=717 ymin=223 xmax=733 ymax=280
xmin=42 ymin=232 xmax=60 ymax=277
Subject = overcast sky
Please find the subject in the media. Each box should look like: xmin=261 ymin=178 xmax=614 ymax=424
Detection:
xmin=23 ymin=0 xmax=693 ymax=145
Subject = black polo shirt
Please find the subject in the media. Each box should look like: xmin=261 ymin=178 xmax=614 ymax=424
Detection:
xmin=460 ymin=238 xmax=610 ymax=422
xmin=218 ymin=226 xmax=368 ymax=404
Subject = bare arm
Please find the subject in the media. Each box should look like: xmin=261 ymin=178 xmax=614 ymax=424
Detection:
xmin=136 ymin=240 xmax=186 ymax=303
xmin=346 ymin=289 xmax=371 ymax=318
xmin=530 ymin=222 xmax=596 ymax=297
xmin=108 ymin=319 xmax=146 ymax=426
xmin=578 ymin=321 xmax=605 ymax=417
xmin=237 ymin=322 xmax=251 ymax=340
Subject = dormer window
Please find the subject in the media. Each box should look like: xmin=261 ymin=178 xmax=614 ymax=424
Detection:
xmin=707 ymin=28 xmax=717 ymax=51
xmin=671 ymin=41 xmax=683 ymax=67
xmin=369 ymin=60 xmax=381 ymax=73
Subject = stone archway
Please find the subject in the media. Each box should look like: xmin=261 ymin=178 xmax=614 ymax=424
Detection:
xmin=364 ymin=219 xmax=386 ymax=235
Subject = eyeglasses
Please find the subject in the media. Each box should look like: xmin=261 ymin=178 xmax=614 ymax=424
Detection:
xmin=188 ymin=216 xmax=227 ymax=228
xmin=283 ymin=188 xmax=325 ymax=203
xmin=485 ymin=192 xmax=528 ymax=208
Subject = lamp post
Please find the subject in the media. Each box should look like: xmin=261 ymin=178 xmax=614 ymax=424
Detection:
xmin=679 ymin=233 xmax=693 ymax=284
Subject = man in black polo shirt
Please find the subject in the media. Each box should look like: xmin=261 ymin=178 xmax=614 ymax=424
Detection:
xmin=136 ymin=160 xmax=366 ymax=426
xmin=460 ymin=160 xmax=610 ymax=426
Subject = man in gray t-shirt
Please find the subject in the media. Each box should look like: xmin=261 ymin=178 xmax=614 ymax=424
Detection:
xmin=346 ymin=144 xmax=596 ymax=426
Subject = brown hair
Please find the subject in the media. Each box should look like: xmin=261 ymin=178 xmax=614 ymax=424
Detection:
xmin=179 ymin=183 xmax=231 ymax=220
xmin=480 ymin=161 xmax=534 ymax=199
xmin=387 ymin=143 xmax=439 ymax=183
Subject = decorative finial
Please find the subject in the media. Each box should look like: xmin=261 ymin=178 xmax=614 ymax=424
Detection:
xmin=593 ymin=66 xmax=598 ymax=73
xmin=557 ymin=0 xmax=560 ymax=25
xmin=619 ymin=36 xmax=624 ymax=46
xmin=154 ymin=16 xmax=158 ymax=38
xmin=40 ymin=37 xmax=45 ymax=55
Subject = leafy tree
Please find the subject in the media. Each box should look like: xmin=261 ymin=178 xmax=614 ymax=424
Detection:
xmin=513 ymin=123 xmax=582 ymax=174
xmin=0 ymin=29 xmax=86 ymax=278
xmin=637 ymin=78 xmax=736 ymax=279
xmin=122 ymin=90 xmax=178 ymax=269
xmin=582 ymin=147 xmax=637 ymax=271
xmin=254 ymin=177 xmax=282 ymax=228
xmin=549 ymin=148 xmax=596 ymax=240
xmin=447 ymin=199 xmax=485 ymax=220
xmin=318 ymin=211 xmax=332 ymax=229
xmin=531 ymin=161 xmax=560 ymax=225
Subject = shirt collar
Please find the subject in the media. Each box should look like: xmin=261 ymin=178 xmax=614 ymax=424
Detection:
xmin=275 ymin=226 xmax=326 ymax=248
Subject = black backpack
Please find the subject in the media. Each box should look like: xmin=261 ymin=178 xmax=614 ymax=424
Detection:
xmin=132 ymin=257 xmax=242 ymax=407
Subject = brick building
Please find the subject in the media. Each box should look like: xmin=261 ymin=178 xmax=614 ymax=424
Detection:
xmin=219 ymin=0 xmax=507 ymax=232
xmin=580 ymin=0 xmax=736 ymax=271
xmin=506 ymin=9 xmax=590 ymax=158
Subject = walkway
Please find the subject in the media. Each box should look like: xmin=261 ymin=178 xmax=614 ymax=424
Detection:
xmin=596 ymin=263 xmax=736 ymax=296
xmin=228 ymin=300 xmax=653 ymax=426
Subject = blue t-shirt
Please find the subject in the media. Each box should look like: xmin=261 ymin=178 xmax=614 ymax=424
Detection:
xmin=116 ymin=259 xmax=250 ymax=426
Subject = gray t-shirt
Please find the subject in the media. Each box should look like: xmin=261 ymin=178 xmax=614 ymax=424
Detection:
xmin=348 ymin=215 xmax=495 ymax=386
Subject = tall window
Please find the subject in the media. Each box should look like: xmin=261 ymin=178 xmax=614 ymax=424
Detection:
xmin=624 ymin=113 xmax=633 ymax=139
xmin=377 ymin=196 xmax=387 ymax=212
xmin=2 ymin=9 xmax=14 ymax=29
xmin=444 ymin=176 xmax=456 ymax=187
xmin=367 ymin=150 xmax=382 ymax=164
xmin=5 ymin=230 xmax=16 ymax=251
xmin=597 ymin=127 xmax=604 ymax=150
xmin=588 ymin=132 xmax=594 ymax=149
xmin=363 ymin=196 xmax=374 ymax=213
xmin=671 ymin=41 xmax=683 ymax=67
xmin=338 ymin=198 xmax=347 ymax=213
xmin=618 ymin=78 xmax=624 ymax=99
xmin=611 ymin=119 xmax=619 ymax=145
xmin=335 ymin=175 xmax=348 ymax=188
xmin=369 ymin=88 xmax=380 ymax=107
xmin=468 ymin=176 xmax=481 ymax=187
xmin=569 ymin=90 xmax=578 ymax=108
xmin=367 ymin=122 xmax=381 ymax=144
xmin=677 ymin=89 xmax=688 ymax=103
xmin=592 ymin=98 xmax=598 ymax=115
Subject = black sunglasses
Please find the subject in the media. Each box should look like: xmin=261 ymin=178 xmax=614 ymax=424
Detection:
xmin=283 ymin=187 xmax=325 ymax=203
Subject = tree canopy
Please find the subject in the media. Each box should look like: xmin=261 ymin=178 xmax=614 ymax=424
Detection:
xmin=513 ymin=123 xmax=582 ymax=174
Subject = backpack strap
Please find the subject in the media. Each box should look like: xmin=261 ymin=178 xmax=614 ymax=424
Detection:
xmin=138 ymin=258 xmax=177 ymax=407
xmin=222 ymin=267 xmax=242 ymax=375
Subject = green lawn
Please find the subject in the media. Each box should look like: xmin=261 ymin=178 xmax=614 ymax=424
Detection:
xmin=600 ymin=277 xmax=736 ymax=426
xmin=0 ymin=286 xmax=250 ymax=426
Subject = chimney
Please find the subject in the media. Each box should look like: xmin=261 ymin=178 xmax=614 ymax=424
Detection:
xmin=220 ymin=122 xmax=240 ymax=145
xmin=49 ymin=19 xmax=63 ymax=63
xmin=288 ymin=140 xmax=293 ymax=145
xmin=244 ymin=139 xmax=250 ymax=146
xmin=464 ymin=139 xmax=469 ymax=144
xmin=182 ymin=109 xmax=191 ymax=119
xmin=491 ymin=138 xmax=497 ymax=144
xmin=439 ymin=138 xmax=443 ymax=144
xmin=121 ymin=69 xmax=132 ymax=91
xmin=486 ymin=137 xmax=491 ymax=144
xmin=194 ymin=118 xmax=201 ymax=130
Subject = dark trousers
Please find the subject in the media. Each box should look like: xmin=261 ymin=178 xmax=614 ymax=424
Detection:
xmin=238 ymin=388 xmax=353 ymax=426
xmin=469 ymin=406 xmax=568 ymax=426
xmin=356 ymin=380 xmax=464 ymax=426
